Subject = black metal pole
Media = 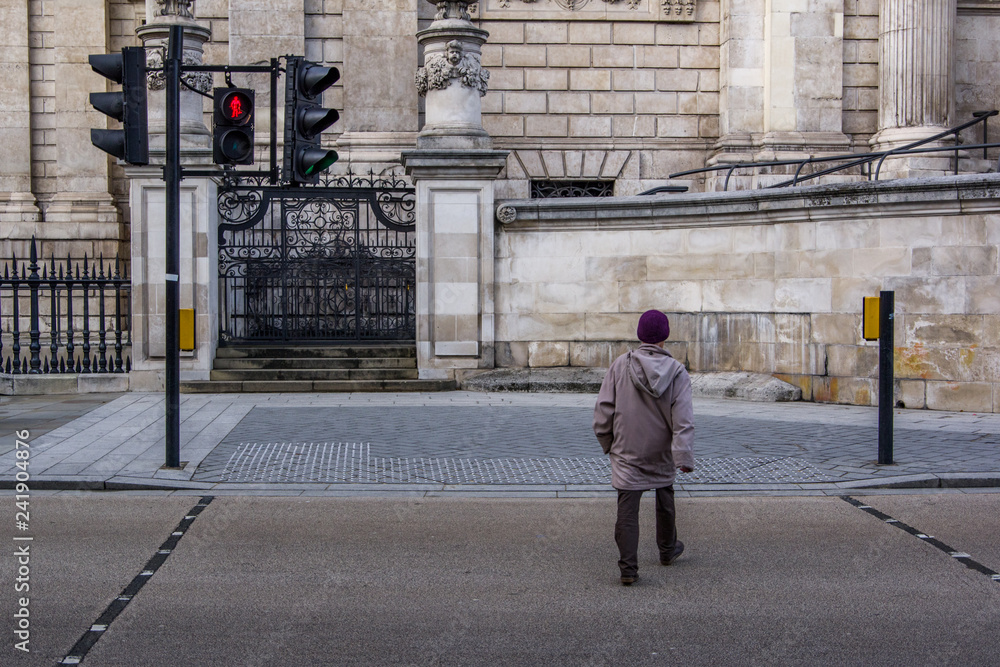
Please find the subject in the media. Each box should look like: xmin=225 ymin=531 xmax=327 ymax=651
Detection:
xmin=270 ymin=58 xmax=278 ymax=184
xmin=164 ymin=25 xmax=182 ymax=468
xmin=878 ymin=290 xmax=895 ymax=465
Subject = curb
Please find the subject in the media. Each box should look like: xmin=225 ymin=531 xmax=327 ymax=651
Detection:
xmin=4 ymin=473 xmax=1000 ymax=493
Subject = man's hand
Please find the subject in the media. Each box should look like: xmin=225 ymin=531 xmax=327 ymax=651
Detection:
xmin=677 ymin=465 xmax=693 ymax=473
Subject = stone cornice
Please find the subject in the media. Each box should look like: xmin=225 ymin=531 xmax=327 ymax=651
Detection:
xmin=958 ymin=0 xmax=1000 ymax=15
xmin=495 ymin=173 xmax=1000 ymax=230
xmin=402 ymin=149 xmax=509 ymax=180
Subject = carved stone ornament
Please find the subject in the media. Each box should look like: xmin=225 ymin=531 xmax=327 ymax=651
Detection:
xmin=157 ymin=0 xmax=195 ymax=19
xmin=662 ymin=0 xmax=696 ymax=17
xmin=484 ymin=0 xmax=692 ymax=19
xmin=497 ymin=0 xmax=642 ymax=8
xmin=415 ymin=41 xmax=490 ymax=97
xmin=430 ymin=0 xmax=473 ymax=20
xmin=145 ymin=48 xmax=213 ymax=93
xmin=496 ymin=205 xmax=517 ymax=224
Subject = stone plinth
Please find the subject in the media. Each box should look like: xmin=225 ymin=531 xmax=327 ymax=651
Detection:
xmin=126 ymin=162 xmax=218 ymax=390
xmin=402 ymin=150 xmax=507 ymax=378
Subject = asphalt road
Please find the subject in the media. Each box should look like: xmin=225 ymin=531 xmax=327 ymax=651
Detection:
xmin=3 ymin=493 xmax=999 ymax=666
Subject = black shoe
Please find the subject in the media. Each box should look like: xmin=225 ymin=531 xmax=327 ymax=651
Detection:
xmin=620 ymin=573 xmax=638 ymax=586
xmin=660 ymin=541 xmax=684 ymax=566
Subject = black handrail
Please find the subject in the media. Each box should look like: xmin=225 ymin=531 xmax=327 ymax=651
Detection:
xmin=670 ymin=111 xmax=999 ymax=191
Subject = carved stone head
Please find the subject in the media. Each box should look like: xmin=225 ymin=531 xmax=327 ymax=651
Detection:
xmin=446 ymin=41 xmax=464 ymax=65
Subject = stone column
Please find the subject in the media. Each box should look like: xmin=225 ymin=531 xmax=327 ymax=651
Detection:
xmin=127 ymin=3 xmax=218 ymax=390
xmin=402 ymin=0 xmax=507 ymax=380
xmin=0 ymin=0 xmax=41 ymax=246
xmin=337 ymin=0 xmax=419 ymax=172
xmin=47 ymin=0 xmax=119 ymax=254
xmin=871 ymin=0 xmax=956 ymax=174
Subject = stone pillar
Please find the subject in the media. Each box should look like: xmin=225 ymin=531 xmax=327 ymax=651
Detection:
xmin=337 ymin=0 xmax=419 ymax=172
xmin=871 ymin=0 xmax=956 ymax=175
xmin=127 ymin=172 xmax=218 ymax=389
xmin=47 ymin=0 xmax=119 ymax=252
xmin=0 ymin=0 xmax=41 ymax=245
xmin=710 ymin=0 xmax=765 ymax=187
xmin=713 ymin=0 xmax=851 ymax=189
xmin=758 ymin=0 xmax=850 ymax=160
xmin=402 ymin=0 xmax=507 ymax=379
xmin=229 ymin=0 xmax=305 ymax=155
xmin=128 ymin=3 xmax=218 ymax=389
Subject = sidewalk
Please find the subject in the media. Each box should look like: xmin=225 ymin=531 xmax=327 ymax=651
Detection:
xmin=2 ymin=390 xmax=999 ymax=497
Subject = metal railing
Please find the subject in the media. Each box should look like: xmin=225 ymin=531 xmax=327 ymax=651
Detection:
xmin=668 ymin=111 xmax=1000 ymax=191
xmin=0 ymin=237 xmax=131 ymax=375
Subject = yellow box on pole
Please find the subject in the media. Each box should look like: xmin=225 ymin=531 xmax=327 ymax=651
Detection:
xmin=862 ymin=297 xmax=880 ymax=341
xmin=179 ymin=308 xmax=195 ymax=351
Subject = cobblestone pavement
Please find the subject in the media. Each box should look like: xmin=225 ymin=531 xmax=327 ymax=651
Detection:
xmin=2 ymin=391 xmax=999 ymax=494
xmin=190 ymin=401 xmax=1000 ymax=486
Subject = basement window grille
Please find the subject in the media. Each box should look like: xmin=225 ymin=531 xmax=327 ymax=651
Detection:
xmin=530 ymin=180 xmax=615 ymax=198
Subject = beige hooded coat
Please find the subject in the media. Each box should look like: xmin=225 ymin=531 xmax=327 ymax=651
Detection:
xmin=593 ymin=344 xmax=695 ymax=490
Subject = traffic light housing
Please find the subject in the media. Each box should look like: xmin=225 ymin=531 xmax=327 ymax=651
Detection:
xmin=284 ymin=57 xmax=340 ymax=184
xmin=213 ymin=88 xmax=255 ymax=165
xmin=89 ymin=47 xmax=149 ymax=165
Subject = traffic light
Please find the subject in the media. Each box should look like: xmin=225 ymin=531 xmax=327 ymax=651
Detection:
xmin=89 ymin=47 xmax=149 ymax=165
xmin=284 ymin=56 xmax=340 ymax=184
xmin=213 ymin=88 xmax=255 ymax=165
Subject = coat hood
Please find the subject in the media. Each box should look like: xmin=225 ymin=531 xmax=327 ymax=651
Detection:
xmin=627 ymin=344 xmax=683 ymax=398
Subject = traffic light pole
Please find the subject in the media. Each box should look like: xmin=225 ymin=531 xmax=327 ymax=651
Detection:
xmin=164 ymin=25 xmax=182 ymax=468
xmin=144 ymin=41 xmax=320 ymax=467
xmin=877 ymin=290 xmax=895 ymax=465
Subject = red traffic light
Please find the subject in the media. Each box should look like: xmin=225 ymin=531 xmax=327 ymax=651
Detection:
xmin=213 ymin=87 xmax=255 ymax=165
xmin=221 ymin=90 xmax=253 ymax=124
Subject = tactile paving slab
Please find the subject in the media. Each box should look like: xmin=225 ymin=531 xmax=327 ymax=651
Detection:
xmin=193 ymin=440 xmax=830 ymax=485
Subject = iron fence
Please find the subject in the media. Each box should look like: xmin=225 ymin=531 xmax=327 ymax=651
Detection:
xmin=0 ymin=238 xmax=131 ymax=375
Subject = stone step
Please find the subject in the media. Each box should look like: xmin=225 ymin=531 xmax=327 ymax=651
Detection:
xmin=180 ymin=378 xmax=456 ymax=394
xmin=212 ymin=356 xmax=417 ymax=371
xmin=209 ymin=368 xmax=419 ymax=382
xmin=215 ymin=345 xmax=416 ymax=360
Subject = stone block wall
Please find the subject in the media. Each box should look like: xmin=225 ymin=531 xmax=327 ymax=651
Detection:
xmin=476 ymin=2 xmax=722 ymax=198
xmin=495 ymin=174 xmax=1000 ymax=412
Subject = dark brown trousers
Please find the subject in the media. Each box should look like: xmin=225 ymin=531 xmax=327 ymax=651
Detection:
xmin=615 ymin=486 xmax=676 ymax=576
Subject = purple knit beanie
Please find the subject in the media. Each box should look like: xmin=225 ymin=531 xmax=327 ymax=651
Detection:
xmin=637 ymin=310 xmax=670 ymax=344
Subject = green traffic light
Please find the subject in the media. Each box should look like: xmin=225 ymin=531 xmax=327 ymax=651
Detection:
xmin=300 ymin=149 xmax=339 ymax=177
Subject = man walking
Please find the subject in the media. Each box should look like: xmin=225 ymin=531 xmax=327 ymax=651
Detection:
xmin=593 ymin=310 xmax=695 ymax=586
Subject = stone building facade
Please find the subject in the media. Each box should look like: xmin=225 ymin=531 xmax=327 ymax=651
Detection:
xmin=1 ymin=0 xmax=999 ymax=410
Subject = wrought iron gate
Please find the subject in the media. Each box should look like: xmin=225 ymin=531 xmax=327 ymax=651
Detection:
xmin=217 ymin=173 xmax=415 ymax=343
